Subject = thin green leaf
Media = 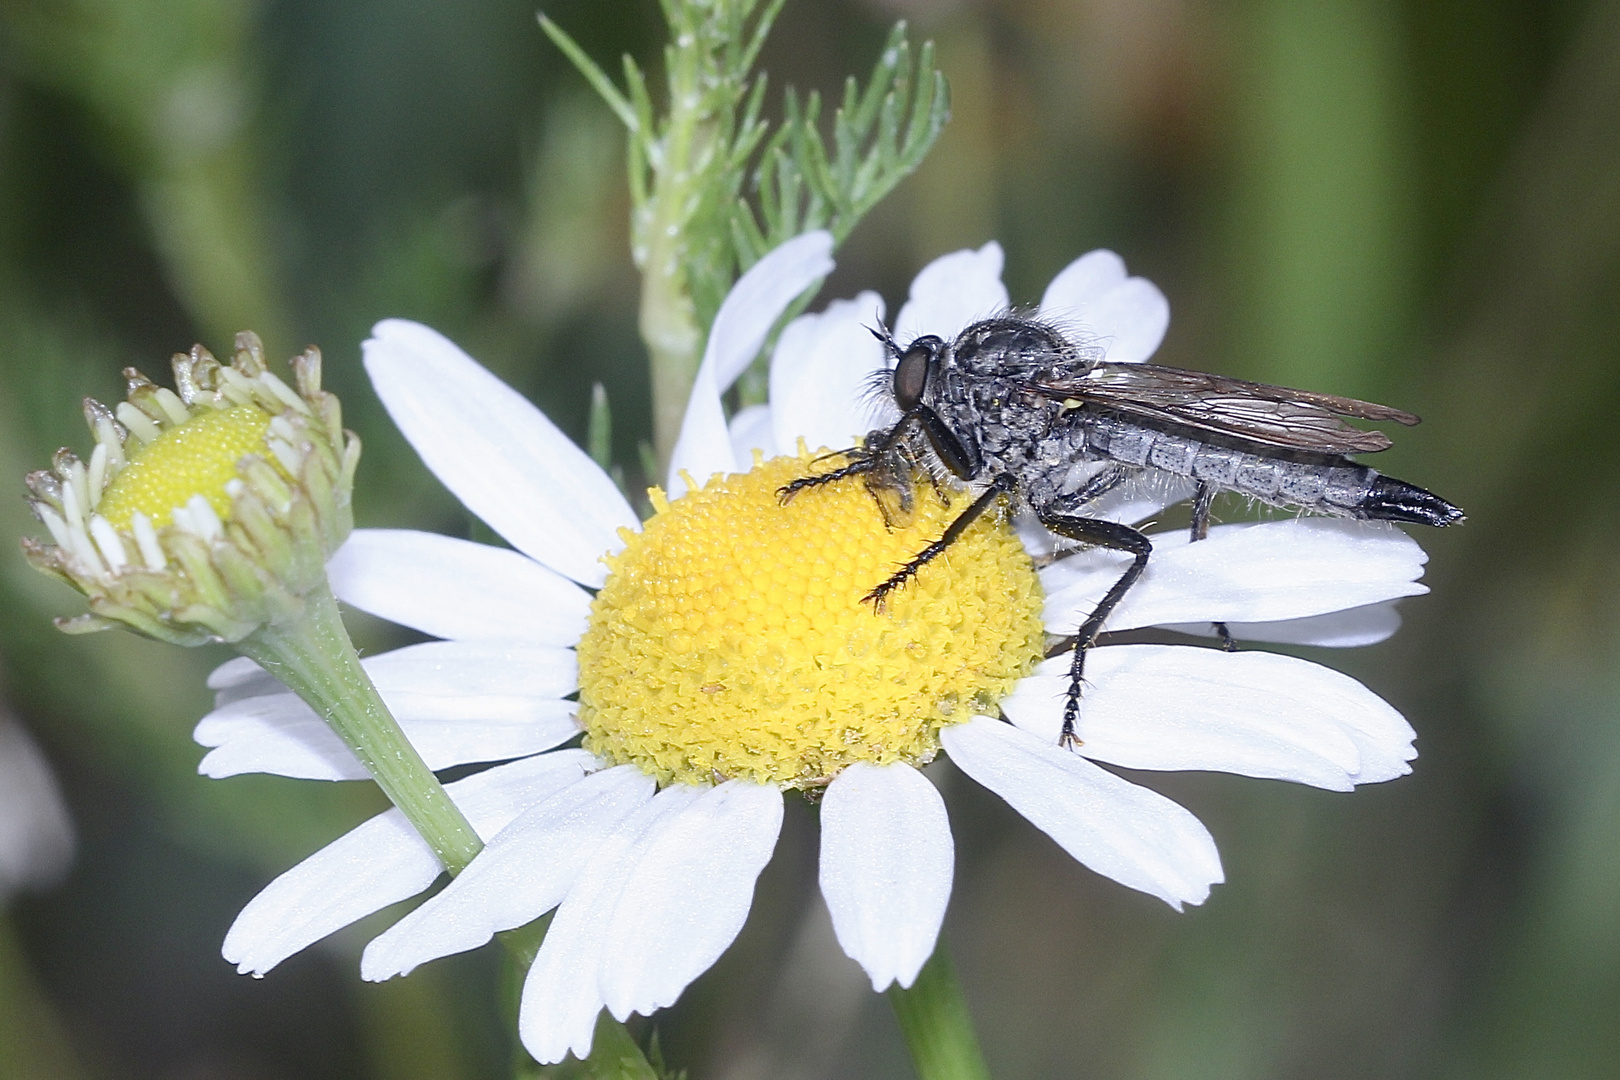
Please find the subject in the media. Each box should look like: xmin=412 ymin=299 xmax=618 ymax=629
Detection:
xmin=739 ymin=0 xmax=788 ymax=74
xmin=728 ymin=76 xmax=771 ymax=172
xmin=851 ymin=24 xmax=907 ymax=136
xmin=623 ymin=54 xmax=657 ymax=151
xmin=730 ymin=203 xmax=768 ymax=270
xmin=538 ymin=16 xmax=638 ymax=133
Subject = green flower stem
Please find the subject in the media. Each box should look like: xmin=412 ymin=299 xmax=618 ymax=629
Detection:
xmin=640 ymin=39 xmax=713 ymax=470
xmin=238 ymin=587 xmax=653 ymax=1078
xmin=234 ymin=582 xmax=483 ymax=873
xmin=887 ymin=939 xmax=992 ymax=1080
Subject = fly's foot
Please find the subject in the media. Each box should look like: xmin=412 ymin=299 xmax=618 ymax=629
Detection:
xmin=862 ymin=571 xmax=912 ymax=613
xmin=777 ymin=471 xmax=843 ymax=504
xmin=1059 ymin=686 xmax=1085 ymax=749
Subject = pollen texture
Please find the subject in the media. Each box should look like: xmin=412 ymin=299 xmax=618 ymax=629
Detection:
xmin=98 ymin=406 xmax=273 ymax=528
xmin=576 ymin=453 xmax=1046 ymax=788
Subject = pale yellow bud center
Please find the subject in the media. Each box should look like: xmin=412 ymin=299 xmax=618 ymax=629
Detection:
xmin=98 ymin=406 xmax=272 ymax=528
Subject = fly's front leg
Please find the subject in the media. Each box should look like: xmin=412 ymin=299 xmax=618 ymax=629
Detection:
xmin=1041 ymin=513 xmax=1152 ymax=748
xmin=1190 ymin=482 xmax=1237 ymax=652
xmin=778 ymin=416 xmax=921 ymax=504
xmin=865 ymin=473 xmax=1017 ymax=610
xmin=777 ymin=450 xmax=875 ymax=502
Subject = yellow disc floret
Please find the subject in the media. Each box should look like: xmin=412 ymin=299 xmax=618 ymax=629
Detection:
xmin=576 ymin=452 xmax=1046 ymax=789
xmin=98 ymin=406 xmax=273 ymax=529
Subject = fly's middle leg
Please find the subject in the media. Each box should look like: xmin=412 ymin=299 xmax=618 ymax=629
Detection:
xmin=1190 ymin=482 xmax=1237 ymax=652
xmin=1039 ymin=513 xmax=1152 ymax=748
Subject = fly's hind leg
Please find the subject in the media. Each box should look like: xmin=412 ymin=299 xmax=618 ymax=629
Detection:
xmin=1190 ymin=482 xmax=1237 ymax=652
xmin=1040 ymin=512 xmax=1152 ymax=748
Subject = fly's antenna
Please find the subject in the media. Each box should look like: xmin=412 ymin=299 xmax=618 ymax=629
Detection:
xmin=867 ymin=321 xmax=902 ymax=359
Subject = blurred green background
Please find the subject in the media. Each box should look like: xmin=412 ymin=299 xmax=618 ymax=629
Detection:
xmin=0 ymin=0 xmax=1615 ymax=1076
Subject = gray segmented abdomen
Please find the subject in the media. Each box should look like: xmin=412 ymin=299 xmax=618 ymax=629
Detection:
xmin=1080 ymin=413 xmax=1376 ymax=516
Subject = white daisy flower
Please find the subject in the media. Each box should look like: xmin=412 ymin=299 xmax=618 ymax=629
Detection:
xmin=202 ymin=232 xmax=1428 ymax=1064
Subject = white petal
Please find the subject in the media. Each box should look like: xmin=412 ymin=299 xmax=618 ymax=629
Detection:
xmin=196 ymin=696 xmax=581 ymax=779
xmin=223 ymin=751 xmax=593 ymax=975
xmin=667 ymin=232 xmax=835 ymax=497
xmin=1003 ymin=645 xmax=1415 ymax=789
xmin=819 ymin=762 xmax=952 ymax=991
xmin=224 ymin=804 xmax=440 ymax=975
xmin=769 ymin=291 xmax=889 ymax=456
xmin=520 ymin=785 xmax=704 ymax=1064
xmin=597 ymin=780 xmax=783 ymax=1019
xmin=0 ymin=717 xmax=74 ymax=900
xmin=942 ymin=716 xmax=1222 ymax=909
xmin=211 ymin=638 xmax=575 ymax=708
xmin=894 ymin=242 xmax=1010 ymax=343
xmin=1041 ymin=519 xmax=1429 ymax=634
xmin=1159 ymin=599 xmax=1403 ymax=648
xmin=1039 ymin=249 xmax=1126 ymax=314
xmin=1039 ymin=249 xmax=1169 ymax=363
xmin=1016 ymin=472 xmax=1198 ymax=557
xmin=389 ymin=709 xmax=581 ymax=772
xmin=454 ymin=750 xmax=604 ymax=836
xmin=1084 ymin=473 xmax=1200 ymax=527
xmin=364 ymin=320 xmax=637 ymax=588
xmin=207 ymin=655 xmax=285 ymax=706
xmin=728 ymin=404 xmax=775 ymax=466
xmin=196 ymin=641 xmax=582 ymax=779
xmin=364 ymin=639 xmax=577 ymax=699
xmin=329 ymin=529 xmax=592 ymax=646
xmin=197 ymin=699 xmax=366 ymax=780
xmin=711 ymin=234 xmax=836 ymax=392
xmin=361 ymin=764 xmax=656 ymax=979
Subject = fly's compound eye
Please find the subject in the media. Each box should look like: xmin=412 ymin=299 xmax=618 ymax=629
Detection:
xmin=893 ymin=337 xmax=942 ymax=412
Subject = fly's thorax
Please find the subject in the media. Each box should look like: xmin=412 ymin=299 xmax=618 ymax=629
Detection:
xmin=948 ymin=317 xmax=1086 ymax=378
xmin=931 ymin=371 xmax=1063 ymax=483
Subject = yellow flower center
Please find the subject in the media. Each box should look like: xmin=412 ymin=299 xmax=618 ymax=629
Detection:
xmin=98 ymin=406 xmax=273 ymax=529
xmin=576 ymin=453 xmax=1046 ymax=789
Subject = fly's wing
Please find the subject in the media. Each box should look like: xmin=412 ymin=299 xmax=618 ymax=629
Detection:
xmin=1029 ymin=362 xmax=1420 ymax=454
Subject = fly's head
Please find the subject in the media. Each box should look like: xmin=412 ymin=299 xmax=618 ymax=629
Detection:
xmin=869 ymin=323 xmax=949 ymax=416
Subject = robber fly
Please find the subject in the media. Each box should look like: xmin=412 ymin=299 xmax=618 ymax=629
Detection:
xmin=780 ymin=315 xmax=1464 ymax=747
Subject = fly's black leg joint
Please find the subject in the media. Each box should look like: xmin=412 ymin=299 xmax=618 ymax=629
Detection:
xmin=1048 ymin=466 xmax=1128 ymax=518
xmin=1190 ymin=482 xmax=1237 ymax=651
xmin=1190 ymin=481 xmax=1216 ymax=543
xmin=1040 ymin=513 xmax=1152 ymax=748
xmin=864 ymin=473 xmax=1016 ymax=611
xmin=917 ymin=405 xmax=981 ymax=480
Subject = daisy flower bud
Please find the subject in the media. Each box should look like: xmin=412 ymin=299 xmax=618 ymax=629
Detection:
xmin=21 ymin=332 xmax=360 ymax=645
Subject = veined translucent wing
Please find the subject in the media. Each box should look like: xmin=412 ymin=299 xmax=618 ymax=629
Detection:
xmin=1027 ymin=362 xmax=1420 ymax=454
